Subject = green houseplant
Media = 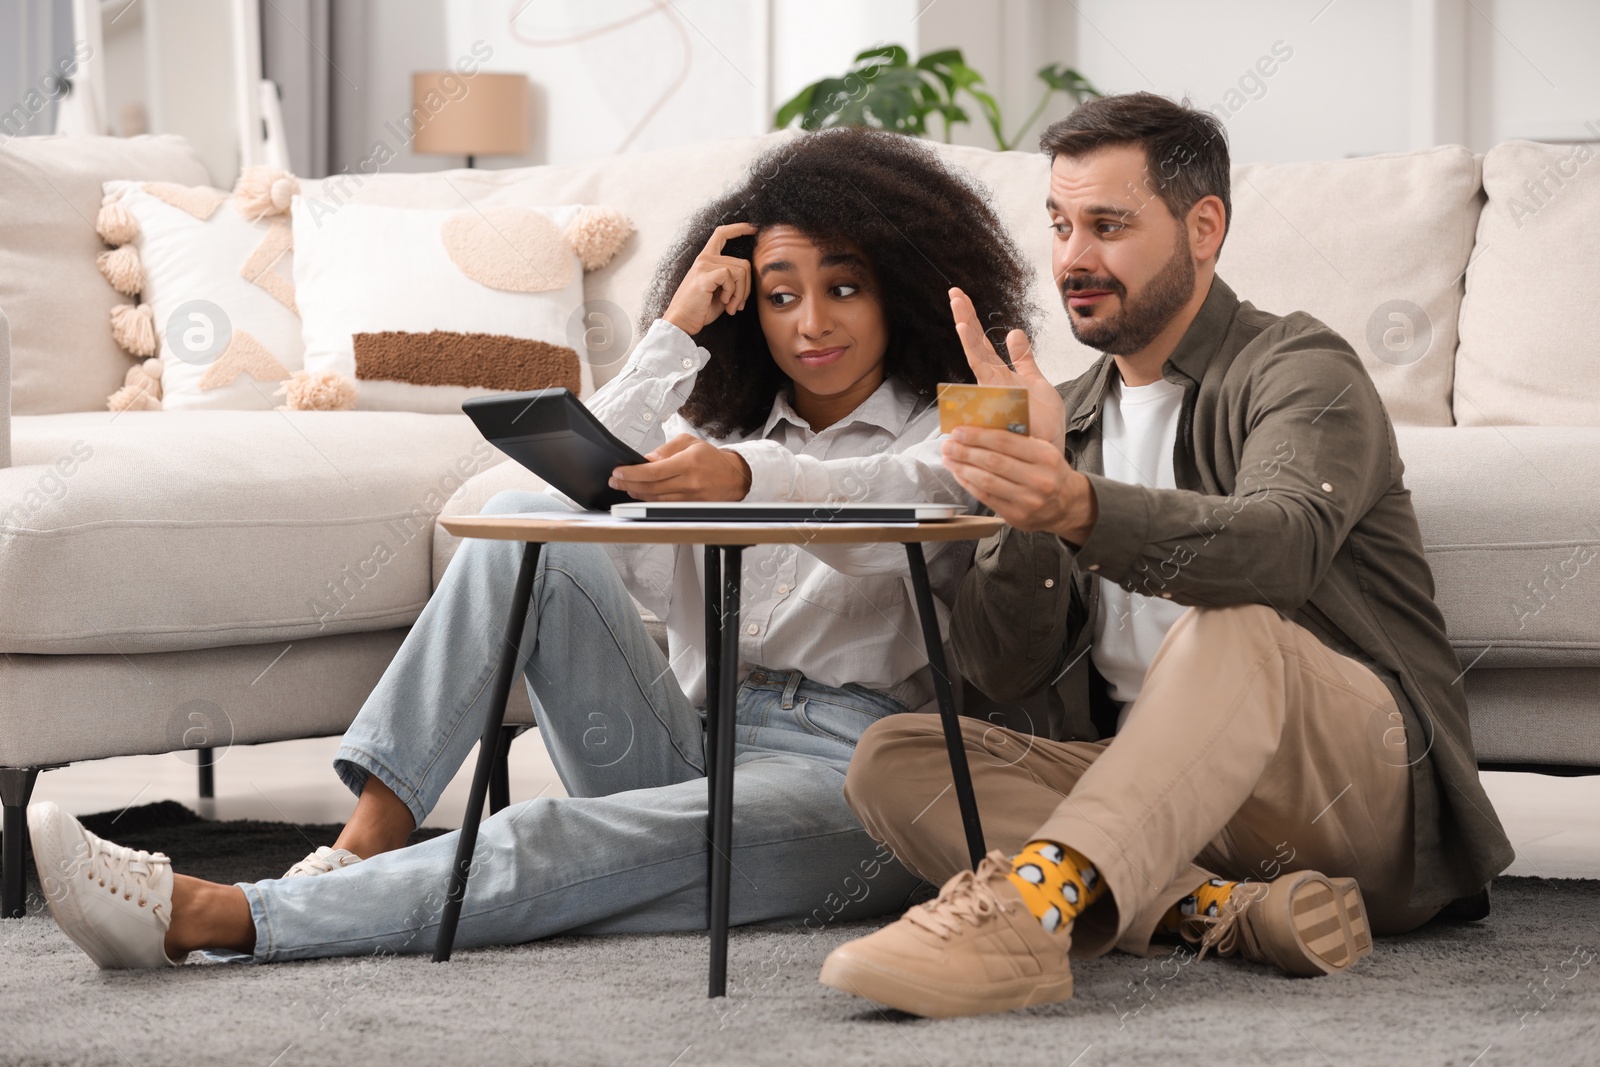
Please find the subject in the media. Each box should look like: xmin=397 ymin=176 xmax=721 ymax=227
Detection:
xmin=774 ymin=45 xmax=1100 ymax=150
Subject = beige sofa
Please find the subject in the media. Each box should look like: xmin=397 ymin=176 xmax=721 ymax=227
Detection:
xmin=3 ymin=131 xmax=1597 ymax=918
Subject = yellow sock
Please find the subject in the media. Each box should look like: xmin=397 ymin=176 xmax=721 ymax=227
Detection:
xmin=1159 ymin=877 xmax=1239 ymax=934
xmin=1006 ymin=840 xmax=1105 ymax=934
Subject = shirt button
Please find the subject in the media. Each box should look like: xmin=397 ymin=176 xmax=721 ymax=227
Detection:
xmin=1044 ymin=579 xmax=1055 ymax=588
xmin=1321 ymin=481 xmax=1333 ymax=492
xmin=681 ymin=357 xmax=693 ymax=369
xmin=746 ymin=623 xmax=759 ymax=636
xmin=776 ymin=584 xmax=789 ymax=595
xmin=641 ymin=411 xmax=654 ymax=422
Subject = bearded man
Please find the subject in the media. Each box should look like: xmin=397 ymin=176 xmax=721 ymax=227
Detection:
xmin=818 ymin=91 xmax=1512 ymax=1018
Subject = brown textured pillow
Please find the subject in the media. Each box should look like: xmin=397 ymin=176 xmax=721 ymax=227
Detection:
xmin=0 ymin=134 xmax=210 ymax=413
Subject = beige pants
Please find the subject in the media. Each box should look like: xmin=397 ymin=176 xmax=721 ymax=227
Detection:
xmin=845 ymin=604 xmax=1444 ymax=957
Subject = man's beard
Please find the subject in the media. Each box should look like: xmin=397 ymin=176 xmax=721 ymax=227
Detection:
xmin=1061 ymin=234 xmax=1195 ymax=356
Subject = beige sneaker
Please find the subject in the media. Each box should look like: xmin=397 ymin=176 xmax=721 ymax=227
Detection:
xmin=27 ymin=802 xmax=185 ymax=969
xmin=283 ymin=846 xmax=361 ymax=879
xmin=1180 ymin=870 xmax=1372 ymax=976
xmin=819 ymin=850 xmax=1074 ymax=1018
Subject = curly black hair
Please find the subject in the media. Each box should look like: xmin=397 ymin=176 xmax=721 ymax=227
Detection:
xmin=638 ymin=126 xmax=1039 ymax=438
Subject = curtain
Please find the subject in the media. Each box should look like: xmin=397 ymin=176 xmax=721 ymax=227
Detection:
xmin=0 ymin=0 xmax=78 ymax=140
xmin=259 ymin=0 xmax=367 ymax=178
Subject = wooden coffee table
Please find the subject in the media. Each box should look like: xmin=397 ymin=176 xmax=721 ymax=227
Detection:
xmin=431 ymin=512 xmax=1003 ymax=996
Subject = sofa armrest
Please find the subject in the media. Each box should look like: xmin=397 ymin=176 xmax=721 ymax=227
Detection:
xmin=0 ymin=306 xmax=10 ymax=470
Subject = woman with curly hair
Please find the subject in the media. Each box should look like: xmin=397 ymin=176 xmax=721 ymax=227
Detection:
xmin=27 ymin=127 xmax=1040 ymax=969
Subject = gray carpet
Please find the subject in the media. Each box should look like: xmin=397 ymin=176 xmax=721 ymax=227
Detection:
xmin=1 ymin=804 xmax=1596 ymax=1067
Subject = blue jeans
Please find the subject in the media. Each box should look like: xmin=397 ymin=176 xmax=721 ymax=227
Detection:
xmin=240 ymin=491 xmax=924 ymax=961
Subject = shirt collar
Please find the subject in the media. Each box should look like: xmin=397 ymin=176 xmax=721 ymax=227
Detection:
xmin=756 ymin=375 xmax=921 ymax=441
xmin=1067 ymin=275 xmax=1240 ymax=432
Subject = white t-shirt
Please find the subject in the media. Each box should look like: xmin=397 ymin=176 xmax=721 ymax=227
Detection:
xmin=1090 ymin=373 xmax=1189 ymax=722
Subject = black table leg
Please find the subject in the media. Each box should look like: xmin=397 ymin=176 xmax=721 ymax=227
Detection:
xmin=905 ymin=542 xmax=987 ymax=869
xmin=433 ymin=540 xmax=541 ymax=962
xmin=703 ymin=546 xmax=721 ymax=926
xmin=706 ymin=545 xmax=742 ymax=997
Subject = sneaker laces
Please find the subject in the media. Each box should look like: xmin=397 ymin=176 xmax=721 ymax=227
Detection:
xmin=905 ymin=853 xmax=1014 ymax=940
xmin=82 ymin=835 xmax=170 ymax=910
xmin=287 ymin=847 xmax=359 ymax=877
xmin=1180 ymin=880 xmax=1272 ymax=962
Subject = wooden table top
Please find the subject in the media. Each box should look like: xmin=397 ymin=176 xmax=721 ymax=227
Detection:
xmin=440 ymin=513 xmax=1005 ymax=546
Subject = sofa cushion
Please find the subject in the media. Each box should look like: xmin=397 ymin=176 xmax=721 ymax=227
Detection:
xmin=1223 ymin=147 xmax=1482 ymax=427
xmin=0 ymin=411 xmax=503 ymax=653
xmin=0 ymin=135 xmax=212 ymax=414
xmin=556 ymin=137 xmax=1484 ymax=425
xmin=301 ymin=139 xmax=1488 ymax=426
xmin=564 ymin=139 xmax=1487 ymax=421
xmin=1397 ymin=425 xmax=1600 ymax=666
xmin=1464 ymin=668 xmax=1600 ymax=767
xmin=431 ymin=422 xmax=1599 ymax=675
xmin=1454 ymin=140 xmax=1600 ymax=426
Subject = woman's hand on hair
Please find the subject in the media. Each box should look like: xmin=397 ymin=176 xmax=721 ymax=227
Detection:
xmin=948 ymin=286 xmax=1066 ymax=453
xmin=610 ymin=434 xmax=752 ymax=501
xmin=662 ymin=222 xmax=758 ymax=337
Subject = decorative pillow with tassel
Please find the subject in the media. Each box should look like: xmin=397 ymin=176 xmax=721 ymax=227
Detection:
xmin=288 ymin=199 xmax=632 ymax=412
xmin=98 ymin=166 xmax=305 ymax=411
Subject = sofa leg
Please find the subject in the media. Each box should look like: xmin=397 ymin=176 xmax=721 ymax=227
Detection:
xmin=488 ymin=726 xmax=515 ymax=815
xmin=196 ymin=748 xmax=215 ymax=800
xmin=1 ymin=767 xmax=41 ymax=919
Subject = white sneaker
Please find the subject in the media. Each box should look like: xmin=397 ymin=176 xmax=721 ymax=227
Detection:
xmin=284 ymin=846 xmax=362 ymax=878
xmin=27 ymin=801 xmax=185 ymax=969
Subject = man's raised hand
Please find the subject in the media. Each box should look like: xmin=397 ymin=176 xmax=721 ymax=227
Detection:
xmin=948 ymin=286 xmax=1066 ymax=452
xmin=944 ymin=287 xmax=1096 ymax=544
xmin=662 ymin=223 xmax=759 ymax=337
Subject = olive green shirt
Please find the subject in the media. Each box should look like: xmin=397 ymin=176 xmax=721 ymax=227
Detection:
xmin=952 ymin=276 xmax=1513 ymax=909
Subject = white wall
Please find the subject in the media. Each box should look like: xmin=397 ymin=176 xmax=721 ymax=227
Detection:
xmin=1466 ymin=0 xmax=1600 ymax=145
xmin=1070 ymin=0 xmax=1413 ymax=162
xmin=326 ymin=0 xmax=775 ymax=173
xmin=912 ymin=0 xmax=1084 ymax=152
xmin=358 ymin=0 xmax=1088 ymax=171
xmin=771 ymin=0 xmax=920 ymax=116
xmin=142 ymin=0 xmax=240 ymax=183
xmin=330 ymin=0 xmax=1598 ymax=175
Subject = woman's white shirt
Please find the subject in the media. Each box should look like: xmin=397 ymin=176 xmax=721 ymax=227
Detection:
xmin=578 ymin=317 xmax=975 ymax=711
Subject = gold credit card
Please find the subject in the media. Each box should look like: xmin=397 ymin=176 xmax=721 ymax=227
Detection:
xmin=937 ymin=383 xmax=1030 ymax=435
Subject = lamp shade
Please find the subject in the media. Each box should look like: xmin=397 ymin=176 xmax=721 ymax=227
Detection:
xmin=411 ymin=71 xmax=529 ymax=158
